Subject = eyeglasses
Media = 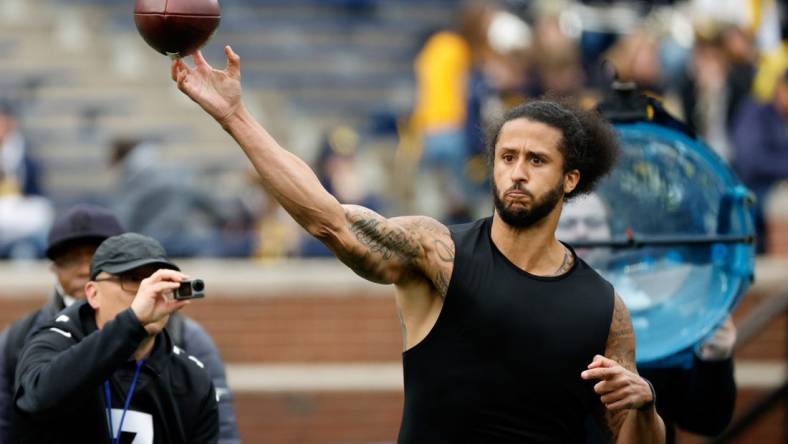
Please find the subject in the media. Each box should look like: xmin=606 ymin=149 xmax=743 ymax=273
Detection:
xmin=93 ymin=274 xmax=144 ymax=293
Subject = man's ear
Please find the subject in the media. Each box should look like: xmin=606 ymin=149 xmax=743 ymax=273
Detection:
xmin=85 ymin=281 xmax=100 ymax=309
xmin=564 ymin=169 xmax=580 ymax=194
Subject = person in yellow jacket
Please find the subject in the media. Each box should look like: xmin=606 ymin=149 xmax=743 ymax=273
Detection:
xmin=409 ymin=2 xmax=497 ymax=218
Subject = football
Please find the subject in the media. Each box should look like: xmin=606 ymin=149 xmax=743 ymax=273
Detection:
xmin=134 ymin=0 xmax=221 ymax=58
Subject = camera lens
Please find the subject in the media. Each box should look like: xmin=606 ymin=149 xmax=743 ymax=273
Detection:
xmin=192 ymin=279 xmax=205 ymax=292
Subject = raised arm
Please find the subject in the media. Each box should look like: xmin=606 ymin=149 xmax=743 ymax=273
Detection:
xmin=172 ymin=48 xmax=454 ymax=290
xmin=582 ymin=295 xmax=665 ymax=444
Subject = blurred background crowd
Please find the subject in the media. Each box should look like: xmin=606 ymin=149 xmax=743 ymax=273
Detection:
xmin=0 ymin=0 xmax=786 ymax=260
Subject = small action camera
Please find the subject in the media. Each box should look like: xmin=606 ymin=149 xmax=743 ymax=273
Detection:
xmin=174 ymin=279 xmax=205 ymax=300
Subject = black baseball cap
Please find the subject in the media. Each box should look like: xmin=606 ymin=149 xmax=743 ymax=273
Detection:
xmin=46 ymin=204 xmax=125 ymax=260
xmin=90 ymin=233 xmax=180 ymax=280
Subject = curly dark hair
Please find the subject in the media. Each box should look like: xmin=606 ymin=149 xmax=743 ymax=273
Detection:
xmin=486 ymin=98 xmax=619 ymax=200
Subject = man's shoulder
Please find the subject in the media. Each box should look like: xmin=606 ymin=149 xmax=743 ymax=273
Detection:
xmin=573 ymin=255 xmax=611 ymax=281
xmin=447 ymin=217 xmax=488 ymax=233
xmin=163 ymin=344 xmax=216 ymax=409
xmin=167 ymin=343 xmax=214 ymax=389
xmin=445 ymin=217 xmax=489 ymax=244
xmin=31 ymin=301 xmax=91 ymax=342
xmin=176 ymin=315 xmax=218 ymax=351
xmin=4 ymin=302 xmax=57 ymax=350
xmin=5 ymin=310 xmax=43 ymax=340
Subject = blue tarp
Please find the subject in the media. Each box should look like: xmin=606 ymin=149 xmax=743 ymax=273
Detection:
xmin=565 ymin=122 xmax=756 ymax=366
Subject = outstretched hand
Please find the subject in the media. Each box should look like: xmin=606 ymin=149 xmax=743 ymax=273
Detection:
xmin=172 ymin=45 xmax=243 ymax=125
xmin=581 ymin=354 xmax=653 ymax=411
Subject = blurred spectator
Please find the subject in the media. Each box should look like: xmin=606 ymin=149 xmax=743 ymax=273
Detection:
xmin=722 ymin=26 xmax=758 ymax=126
xmin=240 ymin=125 xmax=390 ymax=260
xmin=556 ymin=195 xmax=738 ymax=444
xmin=410 ymin=0 xmax=499 ymax=219
xmin=606 ymin=28 xmax=665 ymax=94
xmin=0 ymin=205 xmax=241 ymax=443
xmin=243 ymin=177 xmax=303 ymax=260
xmin=574 ymin=0 xmax=658 ymax=88
xmin=12 ymin=233 xmax=218 ymax=443
xmin=302 ymin=126 xmax=384 ymax=256
xmin=679 ymin=32 xmax=730 ymax=158
xmin=0 ymin=100 xmax=53 ymax=259
xmin=677 ymin=26 xmax=757 ymax=161
xmin=0 ymin=102 xmax=40 ymax=196
xmin=254 ymin=196 xmax=303 ymax=259
xmin=465 ymin=9 xmax=534 ymax=219
xmin=315 ymin=126 xmax=383 ymax=212
xmin=555 ymin=192 xmax=611 ymax=265
xmin=1 ymin=0 xmax=778 ymax=263
xmin=109 ymin=137 xmax=250 ymax=257
xmin=731 ymin=69 xmax=788 ymax=253
xmin=482 ymin=10 xmax=532 ymax=97
xmin=530 ymin=8 xmax=586 ymax=97
xmin=752 ymin=40 xmax=788 ymax=102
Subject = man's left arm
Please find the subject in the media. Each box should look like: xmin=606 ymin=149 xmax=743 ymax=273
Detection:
xmin=582 ymin=294 xmax=665 ymax=444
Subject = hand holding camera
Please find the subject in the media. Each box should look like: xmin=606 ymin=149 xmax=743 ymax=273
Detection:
xmin=131 ymin=269 xmax=193 ymax=334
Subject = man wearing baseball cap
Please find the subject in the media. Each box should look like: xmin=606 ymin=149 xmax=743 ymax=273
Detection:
xmin=0 ymin=205 xmax=239 ymax=443
xmin=0 ymin=204 xmax=124 ymax=442
xmin=12 ymin=233 xmax=218 ymax=443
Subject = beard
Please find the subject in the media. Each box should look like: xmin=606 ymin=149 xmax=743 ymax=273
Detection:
xmin=492 ymin=178 xmax=564 ymax=228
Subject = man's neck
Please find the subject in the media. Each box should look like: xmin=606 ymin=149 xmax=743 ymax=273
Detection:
xmin=54 ymin=284 xmax=76 ymax=307
xmin=133 ymin=335 xmax=155 ymax=361
xmin=490 ymin=211 xmax=568 ymax=276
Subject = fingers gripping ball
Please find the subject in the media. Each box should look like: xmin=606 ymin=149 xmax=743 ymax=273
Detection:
xmin=134 ymin=0 xmax=221 ymax=58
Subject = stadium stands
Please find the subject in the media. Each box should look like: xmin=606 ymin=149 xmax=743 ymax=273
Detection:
xmin=2 ymin=0 xmax=455 ymax=210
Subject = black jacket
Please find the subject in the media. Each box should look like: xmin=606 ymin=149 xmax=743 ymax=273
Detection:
xmin=639 ymin=356 xmax=736 ymax=443
xmin=0 ymin=291 xmax=239 ymax=443
xmin=12 ymin=300 xmax=218 ymax=444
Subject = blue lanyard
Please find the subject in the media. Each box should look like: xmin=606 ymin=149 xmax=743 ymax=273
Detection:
xmin=103 ymin=359 xmax=145 ymax=444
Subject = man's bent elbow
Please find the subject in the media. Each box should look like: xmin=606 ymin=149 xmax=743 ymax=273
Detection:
xmin=307 ymin=220 xmax=341 ymax=244
xmin=14 ymin=390 xmax=46 ymax=416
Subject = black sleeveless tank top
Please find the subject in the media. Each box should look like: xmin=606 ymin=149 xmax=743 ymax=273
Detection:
xmin=399 ymin=217 xmax=615 ymax=443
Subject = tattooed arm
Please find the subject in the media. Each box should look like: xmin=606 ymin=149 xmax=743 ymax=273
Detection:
xmin=582 ymin=295 xmax=665 ymax=444
xmin=189 ymin=89 xmax=452 ymax=289
xmin=171 ymin=47 xmax=453 ymax=291
xmin=237 ymin=120 xmax=453 ymax=289
xmin=327 ymin=207 xmax=454 ymax=291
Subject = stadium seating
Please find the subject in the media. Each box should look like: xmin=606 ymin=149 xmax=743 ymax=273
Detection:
xmin=2 ymin=0 xmax=455 ymax=210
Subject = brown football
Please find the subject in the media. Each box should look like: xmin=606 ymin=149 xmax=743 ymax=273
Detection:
xmin=134 ymin=0 xmax=221 ymax=58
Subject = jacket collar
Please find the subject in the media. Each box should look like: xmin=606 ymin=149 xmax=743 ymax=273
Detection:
xmin=53 ymin=289 xmax=66 ymax=310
